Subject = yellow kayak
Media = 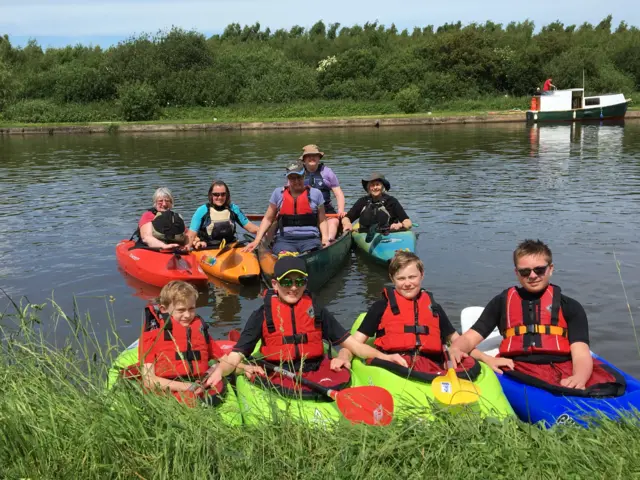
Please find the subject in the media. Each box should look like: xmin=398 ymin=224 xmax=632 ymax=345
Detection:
xmin=191 ymin=244 xmax=260 ymax=285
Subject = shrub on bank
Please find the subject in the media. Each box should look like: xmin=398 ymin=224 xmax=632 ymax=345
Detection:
xmin=395 ymin=85 xmax=424 ymax=113
xmin=118 ymin=82 xmax=160 ymax=121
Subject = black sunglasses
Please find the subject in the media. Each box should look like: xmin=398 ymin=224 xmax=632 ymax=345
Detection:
xmin=211 ymin=192 xmax=227 ymax=198
xmin=517 ymin=265 xmax=549 ymax=277
xmin=278 ymin=277 xmax=308 ymax=288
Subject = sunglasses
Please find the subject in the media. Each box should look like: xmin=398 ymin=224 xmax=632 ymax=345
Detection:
xmin=211 ymin=192 xmax=227 ymax=198
xmin=278 ymin=277 xmax=308 ymax=288
xmin=517 ymin=265 xmax=549 ymax=277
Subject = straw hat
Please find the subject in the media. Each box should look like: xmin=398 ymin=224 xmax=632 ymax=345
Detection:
xmin=299 ymin=144 xmax=325 ymax=160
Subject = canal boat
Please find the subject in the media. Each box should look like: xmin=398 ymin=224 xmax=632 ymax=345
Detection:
xmin=257 ymin=224 xmax=352 ymax=291
xmin=526 ymin=88 xmax=630 ymax=123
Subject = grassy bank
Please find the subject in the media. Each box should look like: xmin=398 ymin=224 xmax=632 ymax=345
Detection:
xmin=0 ymin=96 xmax=532 ymax=127
xmin=2 ymin=298 xmax=639 ymax=479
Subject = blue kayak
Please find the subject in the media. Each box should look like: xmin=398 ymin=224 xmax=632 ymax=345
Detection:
xmin=352 ymin=221 xmax=416 ymax=264
xmin=497 ymin=354 xmax=640 ymax=427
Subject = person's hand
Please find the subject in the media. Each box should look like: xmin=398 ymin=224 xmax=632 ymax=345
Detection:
xmin=383 ymin=353 xmax=408 ymax=368
xmin=193 ymin=240 xmax=207 ymax=250
xmin=338 ymin=210 xmax=346 ymax=219
xmin=162 ymin=243 xmax=180 ymax=250
xmin=243 ymin=240 xmax=259 ymax=253
xmin=330 ymin=357 xmax=351 ymax=371
xmin=321 ymin=239 xmax=331 ymax=247
xmin=203 ymin=370 xmax=223 ymax=388
xmin=447 ymin=346 xmax=468 ymax=367
xmin=483 ymin=356 xmax=514 ymax=375
xmin=342 ymin=222 xmax=352 ymax=232
xmin=243 ymin=364 xmax=265 ymax=381
xmin=560 ymin=375 xmax=587 ymax=390
xmin=389 ymin=223 xmax=403 ymax=232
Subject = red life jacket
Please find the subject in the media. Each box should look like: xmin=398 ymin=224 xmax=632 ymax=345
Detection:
xmin=139 ymin=312 xmax=213 ymax=379
xmin=277 ymin=186 xmax=318 ymax=229
xmin=373 ymin=288 xmax=442 ymax=354
xmin=260 ymin=289 xmax=325 ymax=362
xmin=498 ymin=284 xmax=571 ymax=357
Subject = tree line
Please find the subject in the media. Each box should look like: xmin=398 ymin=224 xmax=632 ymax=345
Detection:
xmin=0 ymin=15 xmax=638 ymax=121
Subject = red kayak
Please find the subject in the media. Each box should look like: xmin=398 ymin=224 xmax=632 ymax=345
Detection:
xmin=115 ymin=239 xmax=208 ymax=288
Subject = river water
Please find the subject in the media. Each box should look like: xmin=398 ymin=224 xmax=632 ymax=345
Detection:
xmin=1 ymin=122 xmax=639 ymax=374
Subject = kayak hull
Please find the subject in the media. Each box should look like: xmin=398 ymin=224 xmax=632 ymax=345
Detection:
xmin=191 ymin=247 xmax=260 ymax=285
xmin=107 ymin=340 xmax=242 ymax=425
xmin=116 ymin=239 xmax=208 ymax=288
xmin=350 ymin=313 xmax=514 ymax=420
xmin=352 ymin=222 xmax=416 ymax=264
xmin=497 ymin=353 xmax=640 ymax=427
xmin=258 ymin=225 xmax=352 ymax=291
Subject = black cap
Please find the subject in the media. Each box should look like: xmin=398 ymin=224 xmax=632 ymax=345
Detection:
xmin=273 ymin=255 xmax=308 ymax=281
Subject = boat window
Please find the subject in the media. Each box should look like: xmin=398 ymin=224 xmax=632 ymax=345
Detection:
xmin=585 ymin=98 xmax=600 ymax=106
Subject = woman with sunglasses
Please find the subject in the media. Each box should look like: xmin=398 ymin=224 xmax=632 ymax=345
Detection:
xmin=187 ymin=180 xmax=259 ymax=249
xmin=450 ymin=239 xmax=620 ymax=394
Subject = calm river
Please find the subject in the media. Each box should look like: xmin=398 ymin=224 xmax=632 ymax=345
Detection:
xmin=1 ymin=122 xmax=639 ymax=374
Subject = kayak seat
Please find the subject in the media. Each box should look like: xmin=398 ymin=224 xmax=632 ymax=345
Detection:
xmin=503 ymin=358 xmax=626 ymax=398
xmin=366 ymin=354 xmax=481 ymax=384
xmin=253 ymin=355 xmax=351 ymax=401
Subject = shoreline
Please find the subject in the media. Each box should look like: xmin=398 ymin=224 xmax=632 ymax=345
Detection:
xmin=1 ymin=110 xmax=638 ymax=135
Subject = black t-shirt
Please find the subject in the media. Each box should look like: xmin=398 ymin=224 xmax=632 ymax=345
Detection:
xmin=233 ymin=304 xmax=349 ymax=357
xmin=346 ymin=194 xmax=409 ymax=224
xmin=358 ymin=293 xmax=457 ymax=342
xmin=471 ymin=286 xmax=589 ymax=345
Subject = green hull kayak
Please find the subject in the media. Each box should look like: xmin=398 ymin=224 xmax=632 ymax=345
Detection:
xmin=107 ymin=340 xmax=243 ymax=425
xmin=350 ymin=314 xmax=514 ymax=420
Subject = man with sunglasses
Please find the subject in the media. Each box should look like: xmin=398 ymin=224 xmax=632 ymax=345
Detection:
xmin=204 ymin=256 xmax=407 ymax=390
xmin=450 ymin=239 xmax=607 ymax=393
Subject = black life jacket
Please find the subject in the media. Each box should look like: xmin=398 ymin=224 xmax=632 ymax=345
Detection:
xmin=150 ymin=209 xmax=187 ymax=244
xmin=305 ymin=164 xmax=333 ymax=210
xmin=359 ymin=196 xmax=391 ymax=231
xmin=197 ymin=204 xmax=237 ymax=247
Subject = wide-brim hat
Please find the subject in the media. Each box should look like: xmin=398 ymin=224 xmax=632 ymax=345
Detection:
xmin=299 ymin=144 xmax=325 ymax=160
xmin=284 ymin=161 xmax=305 ymax=177
xmin=361 ymin=172 xmax=390 ymax=191
xmin=274 ymin=255 xmax=308 ymax=281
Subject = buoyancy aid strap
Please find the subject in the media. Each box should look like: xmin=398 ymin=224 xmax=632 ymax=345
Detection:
xmin=263 ymin=290 xmax=276 ymax=333
xmin=504 ymin=324 xmax=568 ymax=338
xmin=282 ymin=333 xmax=310 ymax=344
xmin=404 ymin=325 xmax=429 ymax=335
xmin=385 ymin=288 xmax=400 ymax=315
xmin=163 ymin=317 xmax=173 ymax=341
xmin=550 ymin=284 xmax=562 ymax=326
xmin=425 ymin=291 xmax=439 ymax=316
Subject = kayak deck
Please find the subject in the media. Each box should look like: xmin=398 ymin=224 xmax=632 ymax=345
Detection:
xmin=352 ymin=222 xmax=416 ymax=264
xmin=191 ymin=246 xmax=260 ymax=285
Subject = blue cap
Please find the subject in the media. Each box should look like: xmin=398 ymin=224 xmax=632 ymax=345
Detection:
xmin=284 ymin=161 xmax=305 ymax=177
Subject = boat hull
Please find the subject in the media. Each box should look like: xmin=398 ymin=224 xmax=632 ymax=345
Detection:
xmin=527 ymin=101 xmax=628 ymax=123
xmin=191 ymin=246 xmax=260 ymax=285
xmin=352 ymin=222 xmax=416 ymax=265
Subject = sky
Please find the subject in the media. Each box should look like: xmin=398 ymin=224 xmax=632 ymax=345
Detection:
xmin=1 ymin=0 xmax=636 ymax=49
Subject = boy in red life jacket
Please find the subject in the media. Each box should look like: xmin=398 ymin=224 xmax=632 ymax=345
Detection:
xmin=139 ymin=281 xmax=226 ymax=405
xmin=336 ymin=251 xmax=482 ymax=375
xmin=204 ymin=256 xmax=408 ymax=388
xmin=450 ymin=239 xmax=594 ymax=389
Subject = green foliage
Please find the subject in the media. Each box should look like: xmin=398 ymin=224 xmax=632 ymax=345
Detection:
xmin=118 ymin=82 xmax=160 ymax=121
xmin=395 ymin=85 xmax=424 ymax=113
xmin=1 ymin=17 xmax=639 ymax=122
xmin=3 ymin=99 xmax=119 ymax=123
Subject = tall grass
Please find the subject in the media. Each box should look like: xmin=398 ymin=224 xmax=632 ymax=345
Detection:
xmin=1 ymin=296 xmax=639 ymax=479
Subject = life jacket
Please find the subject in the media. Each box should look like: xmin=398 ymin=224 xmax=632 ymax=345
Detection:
xmin=498 ymin=285 xmax=571 ymax=357
xmin=260 ymin=289 xmax=325 ymax=362
xmin=150 ymin=208 xmax=187 ymax=244
xmin=197 ymin=204 xmax=237 ymax=247
xmin=359 ymin=196 xmax=391 ymax=231
xmin=374 ymin=288 xmax=442 ymax=355
xmin=305 ymin=164 xmax=332 ymax=210
xmin=139 ymin=310 xmax=213 ymax=380
xmin=277 ymin=186 xmax=318 ymax=231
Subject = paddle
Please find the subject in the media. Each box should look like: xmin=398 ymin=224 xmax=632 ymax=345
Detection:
xmin=258 ymin=359 xmax=394 ymax=426
xmin=228 ymin=329 xmax=241 ymax=342
xmin=167 ymin=252 xmax=192 ymax=273
xmin=432 ymin=345 xmax=482 ymax=406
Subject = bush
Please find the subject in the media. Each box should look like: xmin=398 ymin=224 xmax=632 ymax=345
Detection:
xmin=118 ymin=82 xmax=160 ymax=121
xmin=2 ymin=99 xmax=119 ymax=123
xmin=0 ymin=61 xmax=14 ymax=111
xmin=395 ymin=85 xmax=423 ymax=113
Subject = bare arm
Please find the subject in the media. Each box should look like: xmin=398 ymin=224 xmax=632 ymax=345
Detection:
xmin=340 ymin=335 xmax=408 ymax=367
xmin=203 ymin=352 xmax=245 ymax=387
xmin=243 ymin=204 xmax=277 ymax=252
xmin=243 ymin=222 xmax=259 ymax=235
xmin=561 ymin=342 xmax=593 ymax=389
xmin=140 ymin=363 xmax=194 ymax=393
xmin=401 ymin=218 xmax=412 ymax=230
xmin=332 ymin=186 xmax=346 ymax=214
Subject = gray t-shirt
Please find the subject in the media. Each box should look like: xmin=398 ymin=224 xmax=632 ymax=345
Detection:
xmin=269 ymin=187 xmax=324 ymax=238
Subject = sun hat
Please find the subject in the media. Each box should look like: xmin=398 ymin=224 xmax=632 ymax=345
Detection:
xmin=299 ymin=144 xmax=325 ymax=160
xmin=361 ymin=172 xmax=391 ymax=192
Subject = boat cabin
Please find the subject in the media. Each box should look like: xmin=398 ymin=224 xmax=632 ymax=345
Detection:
xmin=530 ymin=88 xmax=627 ymax=112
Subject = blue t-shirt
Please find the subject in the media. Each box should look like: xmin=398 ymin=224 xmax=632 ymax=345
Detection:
xmin=269 ymin=187 xmax=324 ymax=238
xmin=189 ymin=203 xmax=250 ymax=232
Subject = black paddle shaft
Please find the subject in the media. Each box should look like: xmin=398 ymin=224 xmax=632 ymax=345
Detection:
xmin=259 ymin=360 xmax=332 ymax=397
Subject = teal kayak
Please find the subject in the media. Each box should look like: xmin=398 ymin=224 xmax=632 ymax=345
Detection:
xmin=352 ymin=221 xmax=416 ymax=264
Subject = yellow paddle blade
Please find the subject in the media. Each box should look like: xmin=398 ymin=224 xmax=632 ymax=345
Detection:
xmin=219 ymin=239 xmax=226 ymax=251
xmin=432 ymin=368 xmax=482 ymax=406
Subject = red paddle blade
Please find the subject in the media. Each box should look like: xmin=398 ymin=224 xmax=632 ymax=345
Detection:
xmin=228 ymin=329 xmax=241 ymax=342
xmin=334 ymin=386 xmax=394 ymax=426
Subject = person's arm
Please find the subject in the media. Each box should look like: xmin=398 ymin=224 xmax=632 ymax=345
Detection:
xmin=342 ymin=197 xmax=366 ymax=232
xmin=140 ymin=363 xmax=197 ymax=393
xmin=243 ymin=203 xmax=277 ymax=252
xmin=317 ymin=205 xmax=329 ymax=246
xmin=232 ymin=204 xmax=259 ymax=235
xmin=332 ymin=186 xmax=346 ymax=216
xmin=140 ymin=222 xmax=180 ymax=249
xmin=388 ymin=197 xmax=412 ymax=231
xmin=561 ymin=342 xmax=592 ymax=389
xmin=340 ymin=336 xmax=408 ymax=367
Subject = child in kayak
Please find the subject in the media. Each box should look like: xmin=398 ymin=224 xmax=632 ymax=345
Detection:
xmin=336 ymin=251 xmax=481 ymax=377
xmin=139 ymin=281 xmax=226 ymax=405
xmin=205 ymin=256 xmax=408 ymax=390
xmin=449 ymin=239 xmax=623 ymax=395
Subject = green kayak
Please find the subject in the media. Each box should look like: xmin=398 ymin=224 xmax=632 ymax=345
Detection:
xmin=107 ymin=339 xmax=243 ymax=425
xmin=350 ymin=313 xmax=515 ymax=420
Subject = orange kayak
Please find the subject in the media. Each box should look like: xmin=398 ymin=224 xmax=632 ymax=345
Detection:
xmin=190 ymin=245 xmax=260 ymax=285
xmin=115 ymin=240 xmax=208 ymax=288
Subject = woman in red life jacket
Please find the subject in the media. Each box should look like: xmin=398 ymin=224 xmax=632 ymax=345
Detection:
xmin=203 ymin=256 xmax=408 ymax=391
xmin=139 ymin=281 xmax=225 ymax=405
xmin=336 ymin=251 xmax=480 ymax=377
xmin=243 ymin=161 xmax=330 ymax=255
xmin=450 ymin=239 xmax=602 ymax=391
